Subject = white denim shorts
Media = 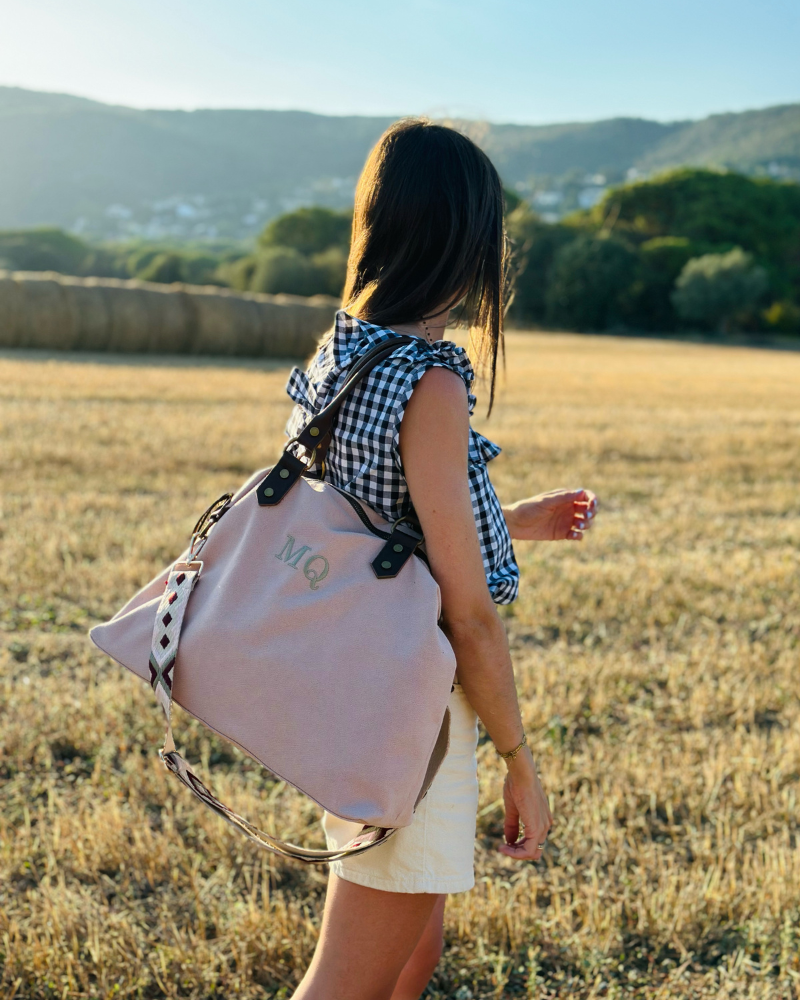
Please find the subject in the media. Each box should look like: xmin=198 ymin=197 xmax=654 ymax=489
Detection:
xmin=322 ymin=683 xmax=479 ymax=894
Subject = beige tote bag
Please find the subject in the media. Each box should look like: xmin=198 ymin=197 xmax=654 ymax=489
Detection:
xmin=89 ymin=337 xmax=456 ymax=863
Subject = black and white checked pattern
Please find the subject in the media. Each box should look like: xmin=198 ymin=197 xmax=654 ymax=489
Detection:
xmin=286 ymin=311 xmax=519 ymax=604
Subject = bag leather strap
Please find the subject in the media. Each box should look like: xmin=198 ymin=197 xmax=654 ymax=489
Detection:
xmin=150 ymin=559 xmax=450 ymax=865
xmin=257 ymin=335 xmax=415 ymax=506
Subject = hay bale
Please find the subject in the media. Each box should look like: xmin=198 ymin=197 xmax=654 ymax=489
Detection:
xmin=259 ymin=293 xmax=338 ymax=356
xmin=61 ymin=276 xmax=113 ymax=351
xmin=152 ymin=284 xmax=193 ymax=353
xmin=102 ymin=281 xmax=150 ymax=352
xmin=0 ymin=272 xmax=339 ymax=357
xmin=83 ymin=278 xmax=193 ymax=354
xmin=135 ymin=281 xmax=193 ymax=354
xmin=188 ymin=286 xmax=263 ymax=356
xmin=101 ymin=278 xmax=188 ymax=353
xmin=0 ymin=270 xmax=24 ymax=348
xmin=185 ymin=286 xmax=337 ymax=357
xmin=12 ymin=271 xmax=71 ymax=349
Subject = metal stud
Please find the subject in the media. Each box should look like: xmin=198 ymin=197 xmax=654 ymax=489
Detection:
xmin=381 ymin=560 xmax=392 ymax=570
xmin=264 ymin=487 xmax=274 ymax=497
xmin=393 ymin=544 xmax=403 ymax=553
xmin=309 ymin=426 xmax=320 ymax=437
xmin=279 ymin=469 xmax=290 ymax=479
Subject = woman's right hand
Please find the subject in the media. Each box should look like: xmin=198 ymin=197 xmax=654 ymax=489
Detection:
xmin=498 ymin=748 xmax=553 ymax=861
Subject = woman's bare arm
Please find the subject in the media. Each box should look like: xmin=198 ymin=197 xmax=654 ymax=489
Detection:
xmin=399 ymin=366 xmax=552 ymax=860
xmin=504 ymin=489 xmax=598 ymax=541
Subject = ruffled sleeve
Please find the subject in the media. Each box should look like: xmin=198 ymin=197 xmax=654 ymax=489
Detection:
xmin=286 ymin=367 xmax=313 ymax=411
xmin=284 ymin=337 xmax=338 ymax=438
xmin=469 ymin=428 xmax=502 ymax=466
xmin=387 ymin=339 xmax=478 ymax=472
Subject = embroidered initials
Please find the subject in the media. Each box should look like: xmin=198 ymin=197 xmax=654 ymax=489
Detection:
xmin=276 ymin=535 xmax=330 ymax=590
xmin=276 ymin=535 xmax=311 ymax=568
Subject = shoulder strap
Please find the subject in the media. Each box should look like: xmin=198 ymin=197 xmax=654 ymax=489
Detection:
xmin=257 ymin=335 xmax=415 ymax=506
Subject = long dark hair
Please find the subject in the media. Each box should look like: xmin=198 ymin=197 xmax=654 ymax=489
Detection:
xmin=343 ymin=118 xmax=509 ymax=412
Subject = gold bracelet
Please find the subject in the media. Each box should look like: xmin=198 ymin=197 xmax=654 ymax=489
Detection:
xmin=496 ymin=733 xmax=527 ymax=761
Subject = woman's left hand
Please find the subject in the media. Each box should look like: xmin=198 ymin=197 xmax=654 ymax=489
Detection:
xmin=503 ymin=488 xmax=598 ymax=541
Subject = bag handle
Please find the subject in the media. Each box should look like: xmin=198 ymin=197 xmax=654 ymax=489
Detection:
xmin=149 ymin=559 xmax=450 ymax=865
xmin=256 ymin=335 xmax=415 ymax=507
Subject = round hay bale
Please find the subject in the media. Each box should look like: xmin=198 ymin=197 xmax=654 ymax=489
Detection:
xmin=188 ymin=287 xmax=262 ymax=355
xmin=13 ymin=271 xmax=71 ymax=350
xmin=234 ymin=294 xmax=272 ymax=356
xmin=144 ymin=283 xmax=193 ymax=354
xmin=186 ymin=288 xmax=235 ymax=355
xmin=268 ymin=294 xmax=337 ymax=356
xmin=0 ymin=273 xmax=338 ymax=357
xmin=264 ymin=296 xmax=309 ymax=356
xmin=105 ymin=280 xmax=157 ymax=353
xmin=248 ymin=296 xmax=296 ymax=357
xmin=62 ymin=276 xmax=113 ymax=351
xmin=0 ymin=270 xmax=25 ymax=348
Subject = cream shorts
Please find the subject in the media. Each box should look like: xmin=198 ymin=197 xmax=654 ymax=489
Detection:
xmin=322 ymin=683 xmax=479 ymax=894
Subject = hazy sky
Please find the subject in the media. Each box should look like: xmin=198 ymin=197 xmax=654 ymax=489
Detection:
xmin=2 ymin=0 xmax=799 ymax=124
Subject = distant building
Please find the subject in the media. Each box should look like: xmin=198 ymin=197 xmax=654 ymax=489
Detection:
xmin=578 ymin=186 xmax=607 ymax=209
xmin=533 ymin=190 xmax=564 ymax=208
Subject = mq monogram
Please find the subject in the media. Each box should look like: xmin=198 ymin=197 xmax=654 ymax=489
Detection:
xmin=275 ymin=535 xmax=329 ymax=590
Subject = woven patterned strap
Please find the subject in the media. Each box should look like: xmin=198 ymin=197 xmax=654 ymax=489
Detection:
xmin=148 ymin=562 xmax=395 ymax=864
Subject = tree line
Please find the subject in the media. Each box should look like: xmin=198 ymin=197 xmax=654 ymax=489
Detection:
xmin=1 ymin=168 xmax=798 ymax=335
xmin=506 ymin=168 xmax=800 ymax=334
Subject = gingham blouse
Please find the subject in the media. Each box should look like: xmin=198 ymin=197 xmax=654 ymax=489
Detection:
xmin=285 ymin=310 xmax=519 ymax=604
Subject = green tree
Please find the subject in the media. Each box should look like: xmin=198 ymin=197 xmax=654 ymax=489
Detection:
xmin=310 ymin=246 xmax=348 ymax=298
xmin=136 ymin=252 xmax=185 ymax=284
xmin=180 ymin=253 xmax=225 ymax=287
xmin=215 ymin=255 xmax=256 ymax=292
xmin=127 ymin=248 xmax=162 ymax=277
xmin=0 ymin=228 xmax=92 ymax=274
xmin=259 ymin=207 xmax=351 ymax=257
xmin=249 ymin=246 xmax=321 ymax=296
xmin=585 ymin=168 xmax=800 ymax=301
xmin=671 ymin=248 xmax=769 ymax=333
xmin=763 ymin=300 xmax=800 ymax=333
xmin=506 ymin=206 xmax=577 ymax=323
xmin=545 ymin=233 xmax=638 ymax=331
xmin=626 ymin=237 xmax=705 ymax=331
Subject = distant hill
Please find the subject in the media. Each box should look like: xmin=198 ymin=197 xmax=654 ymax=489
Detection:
xmin=639 ymin=104 xmax=800 ymax=173
xmin=1 ymin=86 xmax=798 ymax=241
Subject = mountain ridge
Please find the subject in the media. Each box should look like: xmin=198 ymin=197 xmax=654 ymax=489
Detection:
xmin=1 ymin=86 xmax=798 ymax=240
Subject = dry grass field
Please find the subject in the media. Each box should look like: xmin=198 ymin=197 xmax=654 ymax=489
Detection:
xmin=1 ymin=331 xmax=799 ymax=999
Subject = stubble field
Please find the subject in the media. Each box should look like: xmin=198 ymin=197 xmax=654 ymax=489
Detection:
xmin=1 ymin=331 xmax=799 ymax=999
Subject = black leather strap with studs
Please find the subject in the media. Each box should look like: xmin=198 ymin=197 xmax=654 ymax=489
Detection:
xmin=372 ymin=521 xmax=425 ymax=579
xmin=256 ymin=450 xmax=308 ymax=505
xmin=258 ymin=336 xmax=415 ymax=507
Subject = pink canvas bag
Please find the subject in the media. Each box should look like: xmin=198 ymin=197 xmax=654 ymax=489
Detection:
xmin=89 ymin=337 xmax=456 ymax=863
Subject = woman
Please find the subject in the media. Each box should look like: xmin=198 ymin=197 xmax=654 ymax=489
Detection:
xmin=287 ymin=119 xmax=597 ymax=1000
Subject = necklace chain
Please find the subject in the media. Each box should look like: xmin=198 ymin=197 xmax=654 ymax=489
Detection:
xmin=421 ymin=316 xmax=445 ymax=344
